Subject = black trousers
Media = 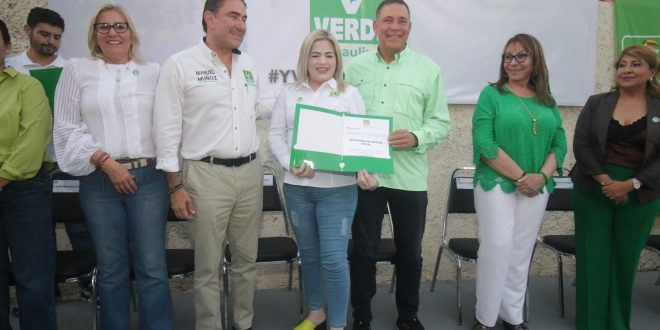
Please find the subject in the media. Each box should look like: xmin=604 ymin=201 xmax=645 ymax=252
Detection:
xmin=349 ymin=187 xmax=428 ymax=322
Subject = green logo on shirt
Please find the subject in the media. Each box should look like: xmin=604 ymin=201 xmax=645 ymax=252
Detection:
xmin=310 ymin=0 xmax=379 ymax=47
xmin=243 ymin=70 xmax=256 ymax=85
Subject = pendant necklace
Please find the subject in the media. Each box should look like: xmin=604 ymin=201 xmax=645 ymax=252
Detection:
xmin=516 ymin=95 xmax=538 ymax=136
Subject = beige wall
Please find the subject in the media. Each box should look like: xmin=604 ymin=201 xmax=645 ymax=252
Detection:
xmin=3 ymin=1 xmax=657 ymax=287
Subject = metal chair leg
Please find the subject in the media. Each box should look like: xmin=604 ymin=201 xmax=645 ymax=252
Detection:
xmin=298 ymin=261 xmax=304 ymax=319
xmin=222 ymin=261 xmax=231 ymax=330
xmin=558 ymin=254 xmax=565 ymax=317
xmin=287 ymin=261 xmax=293 ymax=291
xmin=91 ymin=268 xmax=98 ymax=330
xmin=389 ymin=266 xmax=396 ymax=294
xmin=430 ymin=245 xmax=444 ymax=292
xmin=455 ymin=257 xmax=463 ymax=326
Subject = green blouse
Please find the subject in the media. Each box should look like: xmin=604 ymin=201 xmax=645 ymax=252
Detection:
xmin=472 ymin=85 xmax=567 ymax=193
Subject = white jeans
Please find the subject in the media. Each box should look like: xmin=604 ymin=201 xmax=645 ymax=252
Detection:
xmin=474 ymin=185 xmax=548 ymax=326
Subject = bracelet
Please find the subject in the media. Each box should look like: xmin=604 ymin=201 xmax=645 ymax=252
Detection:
xmin=539 ymin=172 xmax=549 ymax=184
xmin=515 ymin=171 xmax=527 ymax=181
xmin=97 ymin=154 xmax=111 ymax=168
xmin=168 ymin=183 xmax=184 ymax=194
xmin=93 ymin=151 xmax=108 ymax=167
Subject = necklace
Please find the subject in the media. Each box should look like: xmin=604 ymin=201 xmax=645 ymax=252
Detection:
xmin=516 ymin=95 xmax=538 ymax=136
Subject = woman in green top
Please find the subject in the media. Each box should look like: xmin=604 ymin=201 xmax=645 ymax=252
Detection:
xmin=471 ymin=33 xmax=567 ymax=330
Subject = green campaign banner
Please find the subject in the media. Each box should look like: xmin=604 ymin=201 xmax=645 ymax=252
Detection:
xmin=615 ymin=0 xmax=660 ymax=54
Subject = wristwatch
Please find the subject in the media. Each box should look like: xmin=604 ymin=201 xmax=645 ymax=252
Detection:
xmin=632 ymin=178 xmax=642 ymax=190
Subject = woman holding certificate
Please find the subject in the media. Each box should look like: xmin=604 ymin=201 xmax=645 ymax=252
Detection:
xmin=268 ymin=29 xmax=377 ymax=330
xmin=471 ymin=33 xmax=566 ymax=330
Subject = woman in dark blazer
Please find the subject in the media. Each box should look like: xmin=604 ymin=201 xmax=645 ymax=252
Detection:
xmin=571 ymin=45 xmax=660 ymax=330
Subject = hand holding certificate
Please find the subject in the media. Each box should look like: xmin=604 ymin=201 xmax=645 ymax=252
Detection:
xmin=290 ymin=104 xmax=394 ymax=173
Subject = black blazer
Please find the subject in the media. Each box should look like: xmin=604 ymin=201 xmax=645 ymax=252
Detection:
xmin=571 ymin=90 xmax=660 ymax=203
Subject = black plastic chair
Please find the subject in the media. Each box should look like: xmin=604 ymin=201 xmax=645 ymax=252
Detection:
xmin=222 ymin=164 xmax=301 ymax=330
xmin=429 ymin=167 xmax=477 ymax=325
xmin=645 ymin=234 xmax=660 ymax=286
xmin=49 ymin=169 xmax=98 ymax=328
xmin=533 ymin=176 xmax=574 ymax=317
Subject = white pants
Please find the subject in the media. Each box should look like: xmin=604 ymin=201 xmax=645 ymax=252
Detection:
xmin=474 ymin=185 xmax=548 ymax=326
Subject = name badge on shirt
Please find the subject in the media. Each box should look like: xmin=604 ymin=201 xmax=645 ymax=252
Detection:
xmin=195 ymin=69 xmax=218 ymax=83
xmin=243 ymin=70 xmax=256 ymax=85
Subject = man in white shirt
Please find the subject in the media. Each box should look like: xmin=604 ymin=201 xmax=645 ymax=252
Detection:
xmin=6 ymin=7 xmax=66 ymax=74
xmin=154 ymin=1 xmax=261 ymax=329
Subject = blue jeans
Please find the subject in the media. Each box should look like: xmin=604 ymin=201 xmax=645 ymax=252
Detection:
xmin=79 ymin=164 xmax=173 ymax=330
xmin=284 ymin=184 xmax=357 ymax=328
xmin=0 ymin=168 xmax=56 ymax=330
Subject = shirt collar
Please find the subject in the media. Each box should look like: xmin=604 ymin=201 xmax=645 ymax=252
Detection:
xmin=14 ymin=50 xmax=66 ymax=68
xmin=0 ymin=66 xmax=19 ymax=82
xmin=375 ymin=45 xmax=410 ymax=64
xmin=298 ymin=78 xmax=338 ymax=92
xmin=199 ymin=38 xmax=242 ymax=60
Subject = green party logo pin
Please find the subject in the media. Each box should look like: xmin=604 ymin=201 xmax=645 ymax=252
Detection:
xmin=310 ymin=0 xmax=379 ymax=45
xmin=329 ymin=90 xmax=340 ymax=97
xmin=243 ymin=70 xmax=256 ymax=85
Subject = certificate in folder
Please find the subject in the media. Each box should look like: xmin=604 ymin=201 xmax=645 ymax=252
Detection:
xmin=29 ymin=67 xmax=63 ymax=113
xmin=290 ymin=104 xmax=394 ymax=173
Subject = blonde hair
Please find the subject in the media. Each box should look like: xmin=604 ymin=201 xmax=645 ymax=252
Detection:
xmin=614 ymin=45 xmax=660 ymax=97
xmin=295 ymin=29 xmax=346 ymax=92
xmin=87 ymin=4 xmax=143 ymax=64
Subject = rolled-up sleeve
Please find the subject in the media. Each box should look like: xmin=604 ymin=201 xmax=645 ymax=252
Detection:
xmin=53 ymin=61 xmax=100 ymax=176
xmin=0 ymin=79 xmax=51 ymax=181
xmin=411 ymin=71 xmax=451 ymax=153
xmin=472 ymin=89 xmax=499 ymax=162
xmin=153 ymin=58 xmax=184 ymax=173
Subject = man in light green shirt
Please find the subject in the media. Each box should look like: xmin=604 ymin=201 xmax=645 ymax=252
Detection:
xmin=345 ymin=1 xmax=450 ymax=330
xmin=0 ymin=18 xmax=57 ymax=330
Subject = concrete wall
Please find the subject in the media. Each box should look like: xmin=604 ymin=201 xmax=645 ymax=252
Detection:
xmin=2 ymin=1 xmax=658 ymax=288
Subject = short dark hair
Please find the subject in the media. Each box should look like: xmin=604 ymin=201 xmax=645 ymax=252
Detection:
xmin=376 ymin=0 xmax=410 ymax=19
xmin=202 ymin=0 xmax=247 ymax=33
xmin=0 ymin=19 xmax=10 ymax=45
xmin=27 ymin=7 xmax=65 ymax=31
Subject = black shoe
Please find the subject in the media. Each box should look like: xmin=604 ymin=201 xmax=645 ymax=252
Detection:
xmin=396 ymin=317 xmax=425 ymax=330
xmin=353 ymin=319 xmax=371 ymax=330
xmin=472 ymin=321 xmax=493 ymax=330
xmin=502 ymin=321 xmax=528 ymax=330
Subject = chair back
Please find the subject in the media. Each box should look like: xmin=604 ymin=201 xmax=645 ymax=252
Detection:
xmin=263 ymin=164 xmax=291 ymax=235
xmin=546 ymin=176 xmax=573 ymax=211
xmin=50 ymin=169 xmax=85 ymax=223
xmin=442 ymin=167 xmax=477 ymax=243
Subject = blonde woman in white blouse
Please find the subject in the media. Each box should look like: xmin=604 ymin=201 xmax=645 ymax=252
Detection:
xmin=268 ymin=29 xmax=377 ymax=330
xmin=53 ymin=4 xmax=172 ymax=330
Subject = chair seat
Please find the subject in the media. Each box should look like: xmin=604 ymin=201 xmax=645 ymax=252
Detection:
xmin=647 ymin=235 xmax=660 ymax=250
xmin=56 ymin=250 xmax=96 ymax=282
xmin=226 ymin=237 xmax=298 ymax=263
xmin=543 ymin=235 xmax=576 ymax=255
xmin=166 ymin=249 xmax=195 ymax=276
xmin=448 ymin=238 xmax=479 ymax=260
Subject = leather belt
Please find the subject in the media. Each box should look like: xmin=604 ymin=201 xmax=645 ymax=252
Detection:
xmin=115 ymin=158 xmax=154 ymax=170
xmin=199 ymin=153 xmax=256 ymax=167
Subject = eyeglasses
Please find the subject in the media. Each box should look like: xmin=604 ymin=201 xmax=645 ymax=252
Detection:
xmin=503 ymin=52 xmax=529 ymax=63
xmin=94 ymin=23 xmax=130 ymax=34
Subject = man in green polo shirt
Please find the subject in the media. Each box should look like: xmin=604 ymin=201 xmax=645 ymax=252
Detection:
xmin=345 ymin=1 xmax=451 ymax=329
xmin=0 ymin=18 xmax=56 ymax=330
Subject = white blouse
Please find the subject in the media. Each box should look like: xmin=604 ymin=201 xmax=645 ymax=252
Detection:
xmin=268 ymin=78 xmax=366 ymax=188
xmin=53 ymin=58 xmax=160 ymax=176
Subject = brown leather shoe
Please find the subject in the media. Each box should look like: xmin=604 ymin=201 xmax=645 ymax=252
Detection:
xmin=472 ymin=321 xmax=493 ymax=330
xmin=502 ymin=320 xmax=529 ymax=330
